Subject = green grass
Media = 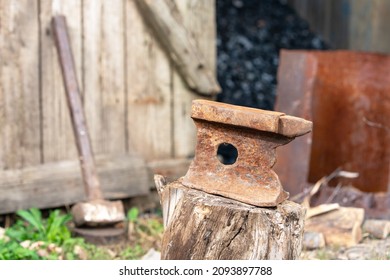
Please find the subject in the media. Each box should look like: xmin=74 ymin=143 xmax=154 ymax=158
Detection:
xmin=6 ymin=208 xmax=72 ymax=244
xmin=119 ymin=244 xmax=145 ymax=260
xmin=0 ymin=239 xmax=41 ymax=260
xmin=0 ymin=207 xmax=164 ymax=260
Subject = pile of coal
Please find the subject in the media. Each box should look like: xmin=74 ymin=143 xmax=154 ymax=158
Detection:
xmin=216 ymin=0 xmax=329 ymax=110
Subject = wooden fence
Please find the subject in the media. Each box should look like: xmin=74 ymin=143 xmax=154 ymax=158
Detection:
xmin=288 ymin=0 xmax=390 ymax=53
xmin=0 ymin=0 xmax=216 ymax=213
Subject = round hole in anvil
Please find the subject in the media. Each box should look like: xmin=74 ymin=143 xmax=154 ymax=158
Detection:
xmin=217 ymin=143 xmax=238 ymax=165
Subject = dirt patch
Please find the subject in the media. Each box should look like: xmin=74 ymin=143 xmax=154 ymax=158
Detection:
xmin=301 ymin=236 xmax=390 ymax=260
xmin=95 ymin=214 xmax=163 ymax=260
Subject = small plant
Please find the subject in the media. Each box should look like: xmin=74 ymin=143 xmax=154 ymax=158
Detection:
xmin=0 ymin=239 xmax=41 ymax=260
xmin=127 ymin=207 xmax=163 ymax=235
xmin=2 ymin=208 xmax=110 ymax=260
xmin=139 ymin=219 xmax=164 ymax=236
xmin=6 ymin=208 xmax=72 ymax=245
xmin=2 ymin=207 xmax=164 ymax=260
xmin=62 ymin=238 xmax=111 ymax=260
xmin=127 ymin=207 xmax=140 ymax=223
xmin=126 ymin=206 xmax=163 ymax=257
xmin=119 ymin=244 xmax=144 ymax=260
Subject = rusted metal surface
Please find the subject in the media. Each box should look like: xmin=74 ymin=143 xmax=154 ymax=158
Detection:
xmin=52 ymin=15 xmax=125 ymax=227
xmin=182 ymin=100 xmax=312 ymax=207
xmin=73 ymin=226 xmax=127 ymax=245
xmin=274 ymin=51 xmax=317 ymax=196
xmin=275 ymin=50 xmax=390 ymax=195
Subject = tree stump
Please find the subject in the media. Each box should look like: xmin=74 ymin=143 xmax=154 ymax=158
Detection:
xmin=158 ymin=181 xmax=305 ymax=260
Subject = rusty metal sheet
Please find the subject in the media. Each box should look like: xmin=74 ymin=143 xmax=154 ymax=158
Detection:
xmin=274 ymin=51 xmax=317 ymax=196
xmin=275 ymin=50 xmax=390 ymax=195
xmin=182 ymin=99 xmax=312 ymax=207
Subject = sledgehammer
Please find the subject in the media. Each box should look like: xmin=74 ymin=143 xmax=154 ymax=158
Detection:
xmin=52 ymin=15 xmax=125 ymax=227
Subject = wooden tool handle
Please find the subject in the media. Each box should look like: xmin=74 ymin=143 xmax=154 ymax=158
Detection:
xmin=52 ymin=15 xmax=103 ymax=200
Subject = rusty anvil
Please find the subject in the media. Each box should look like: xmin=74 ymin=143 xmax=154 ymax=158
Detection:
xmin=182 ymin=100 xmax=312 ymax=207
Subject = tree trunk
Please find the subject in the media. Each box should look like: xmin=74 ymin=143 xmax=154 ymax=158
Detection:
xmin=158 ymin=181 xmax=305 ymax=260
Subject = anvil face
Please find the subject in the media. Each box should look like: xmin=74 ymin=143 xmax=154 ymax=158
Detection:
xmin=182 ymin=100 xmax=312 ymax=207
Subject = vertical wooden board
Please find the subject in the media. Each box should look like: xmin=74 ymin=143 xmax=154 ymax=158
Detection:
xmin=286 ymin=0 xmax=296 ymax=8
xmin=305 ymin=0 xmax=324 ymax=35
xmin=349 ymin=0 xmax=373 ymax=51
xmin=289 ymin=0 xmax=308 ymax=21
xmin=40 ymin=0 xmax=81 ymax=163
xmin=0 ymin=0 xmax=41 ymax=169
xmin=126 ymin=0 xmax=172 ymax=160
xmin=370 ymin=0 xmax=390 ymax=53
xmin=83 ymin=0 xmax=126 ymax=156
xmin=295 ymin=0 xmax=331 ymax=43
xmin=320 ymin=0 xmax=332 ymax=42
xmin=289 ymin=0 xmax=347 ymax=49
xmin=329 ymin=0 xmax=350 ymax=49
xmin=349 ymin=0 xmax=390 ymax=53
xmin=297 ymin=0 xmax=308 ymax=14
xmin=172 ymin=0 xmax=217 ymax=158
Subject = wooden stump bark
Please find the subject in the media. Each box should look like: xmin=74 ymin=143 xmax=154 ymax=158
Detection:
xmin=157 ymin=180 xmax=305 ymax=260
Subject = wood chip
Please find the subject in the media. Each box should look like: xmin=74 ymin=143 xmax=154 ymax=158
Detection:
xmin=305 ymin=207 xmax=365 ymax=247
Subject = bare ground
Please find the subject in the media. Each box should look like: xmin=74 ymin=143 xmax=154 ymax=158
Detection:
xmin=300 ymin=236 xmax=390 ymax=260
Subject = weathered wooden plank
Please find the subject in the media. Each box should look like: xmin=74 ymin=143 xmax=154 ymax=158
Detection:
xmin=288 ymin=0 xmax=308 ymax=17
xmin=289 ymin=0 xmax=333 ymax=45
xmin=349 ymin=0 xmax=373 ymax=51
xmin=0 ymin=155 xmax=149 ymax=214
xmin=290 ymin=0 xmax=310 ymax=25
xmin=172 ymin=0 xmax=217 ymax=158
xmin=0 ymin=0 xmax=41 ymax=169
xmin=40 ymin=0 xmax=81 ymax=163
xmin=349 ymin=0 xmax=390 ymax=52
xmin=126 ymin=0 xmax=172 ymax=160
xmin=289 ymin=0 xmax=390 ymax=53
xmin=306 ymin=0 xmax=327 ymax=37
xmin=83 ymin=0 xmax=126 ymax=156
xmin=147 ymin=158 xmax=191 ymax=184
xmin=329 ymin=0 xmax=350 ymax=49
xmin=135 ymin=0 xmax=220 ymax=96
xmin=370 ymin=0 xmax=390 ymax=53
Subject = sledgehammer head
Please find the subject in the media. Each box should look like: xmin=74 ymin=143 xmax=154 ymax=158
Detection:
xmin=71 ymin=200 xmax=125 ymax=227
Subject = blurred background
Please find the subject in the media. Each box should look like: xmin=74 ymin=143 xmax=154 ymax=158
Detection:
xmin=0 ymin=0 xmax=389 ymax=260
